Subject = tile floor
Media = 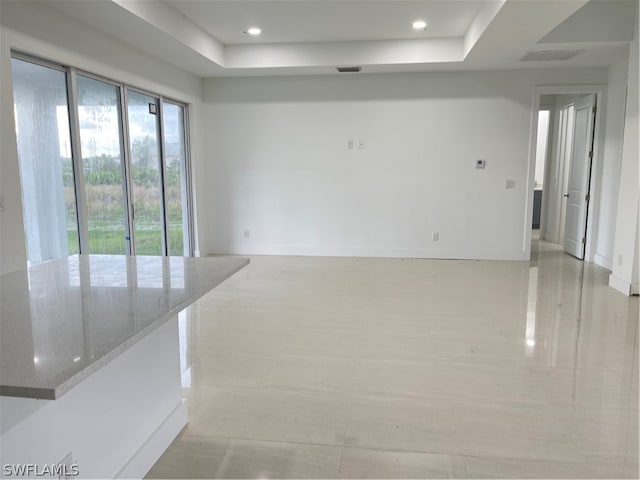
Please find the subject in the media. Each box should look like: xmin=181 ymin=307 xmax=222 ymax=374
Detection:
xmin=147 ymin=238 xmax=639 ymax=479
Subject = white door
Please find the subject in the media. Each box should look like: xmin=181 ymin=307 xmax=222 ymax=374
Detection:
xmin=563 ymin=94 xmax=596 ymax=259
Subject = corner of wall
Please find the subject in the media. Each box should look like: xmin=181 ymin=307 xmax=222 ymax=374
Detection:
xmin=608 ymin=3 xmax=639 ymax=296
xmin=0 ymin=30 xmax=28 ymax=274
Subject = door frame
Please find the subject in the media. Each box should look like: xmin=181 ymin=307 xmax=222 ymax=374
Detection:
xmin=524 ymin=84 xmax=607 ymax=262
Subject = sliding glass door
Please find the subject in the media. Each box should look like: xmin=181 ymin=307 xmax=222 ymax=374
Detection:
xmin=126 ymin=90 xmax=165 ymax=255
xmin=11 ymin=54 xmax=193 ymax=263
xmin=76 ymin=74 xmax=129 ymax=255
xmin=162 ymin=102 xmax=191 ymax=256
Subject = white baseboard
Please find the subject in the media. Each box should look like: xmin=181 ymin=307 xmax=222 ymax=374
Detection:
xmin=208 ymin=244 xmax=529 ymax=261
xmin=609 ymin=274 xmax=633 ymax=296
xmin=593 ymin=253 xmax=612 ymax=270
xmin=116 ymin=399 xmax=187 ymax=479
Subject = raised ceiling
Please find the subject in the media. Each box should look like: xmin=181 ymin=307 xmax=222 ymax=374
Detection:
xmin=29 ymin=0 xmax=639 ymax=76
xmin=169 ymin=1 xmax=484 ymax=45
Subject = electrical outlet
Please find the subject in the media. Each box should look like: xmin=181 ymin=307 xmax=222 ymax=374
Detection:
xmin=244 ymin=230 xmax=250 ymax=239
xmin=358 ymin=140 xmax=365 ymax=150
xmin=347 ymin=139 xmax=354 ymax=150
xmin=432 ymin=232 xmax=439 ymax=241
xmin=506 ymin=179 xmax=516 ymax=189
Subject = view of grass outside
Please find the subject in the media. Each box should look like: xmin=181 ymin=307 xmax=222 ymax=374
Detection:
xmin=63 ymin=145 xmax=185 ymax=255
xmin=14 ymin=62 xmax=189 ymax=264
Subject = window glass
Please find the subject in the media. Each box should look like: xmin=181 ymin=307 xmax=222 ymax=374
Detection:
xmin=11 ymin=55 xmax=192 ymax=261
xmin=11 ymin=58 xmax=79 ymax=264
xmin=76 ymin=75 xmax=129 ymax=254
xmin=127 ymin=91 xmax=164 ymax=255
xmin=163 ymin=102 xmax=190 ymax=256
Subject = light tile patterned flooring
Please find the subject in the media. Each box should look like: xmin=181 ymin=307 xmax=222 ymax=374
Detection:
xmin=147 ymin=239 xmax=638 ymax=478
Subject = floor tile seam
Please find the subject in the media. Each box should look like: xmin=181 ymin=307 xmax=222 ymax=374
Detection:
xmin=185 ymin=384 xmax=566 ymax=407
xmin=336 ymin=446 xmax=345 ymax=478
xmin=446 ymin=452 xmax=587 ymax=468
xmin=179 ymin=431 xmax=347 ymax=451
xmin=450 ymin=451 xmax=635 ymax=468
xmin=211 ymin=437 xmax=234 ymax=479
xmin=193 ymin=384 xmax=357 ymax=397
xmin=176 ymin=432 xmax=481 ymax=460
xmin=184 ymin=384 xmax=488 ymax=404
xmin=176 ymin=432 xmax=625 ymax=469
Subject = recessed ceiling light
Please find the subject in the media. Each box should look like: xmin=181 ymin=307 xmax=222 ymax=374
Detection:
xmin=412 ymin=20 xmax=427 ymax=30
xmin=246 ymin=27 xmax=261 ymax=36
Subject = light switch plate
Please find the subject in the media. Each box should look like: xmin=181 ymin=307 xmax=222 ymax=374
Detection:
xmin=506 ymin=179 xmax=516 ymax=189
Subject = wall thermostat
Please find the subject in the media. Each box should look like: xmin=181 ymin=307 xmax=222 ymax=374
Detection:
xmin=476 ymin=159 xmax=486 ymax=169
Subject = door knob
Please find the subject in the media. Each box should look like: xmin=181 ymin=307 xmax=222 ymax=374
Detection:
xmin=563 ymin=194 xmax=570 ymax=197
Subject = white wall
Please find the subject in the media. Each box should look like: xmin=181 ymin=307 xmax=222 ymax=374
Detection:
xmin=0 ymin=1 xmax=631 ymax=271
xmin=0 ymin=1 xmax=205 ymax=274
xmin=609 ymin=3 xmax=639 ymax=295
xmin=202 ymin=68 xmax=608 ymax=260
xmin=0 ymin=29 xmax=27 ymax=275
xmin=593 ymin=58 xmax=629 ymax=269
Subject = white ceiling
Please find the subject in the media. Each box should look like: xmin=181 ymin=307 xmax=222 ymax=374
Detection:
xmin=37 ymin=0 xmax=638 ymax=77
xmin=169 ymin=1 xmax=483 ymax=44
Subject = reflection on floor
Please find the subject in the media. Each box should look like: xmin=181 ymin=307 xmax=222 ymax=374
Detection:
xmin=147 ymin=238 xmax=639 ymax=479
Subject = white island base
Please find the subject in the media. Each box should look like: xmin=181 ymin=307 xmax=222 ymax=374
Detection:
xmin=1 ymin=316 xmax=185 ymax=479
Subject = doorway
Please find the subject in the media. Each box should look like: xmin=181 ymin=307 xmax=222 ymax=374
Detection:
xmin=527 ymin=87 xmax=602 ymax=262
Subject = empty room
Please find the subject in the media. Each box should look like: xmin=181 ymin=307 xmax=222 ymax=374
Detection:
xmin=0 ymin=0 xmax=638 ymax=479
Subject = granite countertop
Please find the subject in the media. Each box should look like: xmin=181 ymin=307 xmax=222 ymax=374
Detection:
xmin=0 ymin=255 xmax=249 ymax=400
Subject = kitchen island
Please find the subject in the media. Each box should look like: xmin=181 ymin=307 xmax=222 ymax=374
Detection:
xmin=0 ymin=255 xmax=248 ymax=478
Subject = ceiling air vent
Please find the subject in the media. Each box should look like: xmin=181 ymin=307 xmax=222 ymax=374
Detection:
xmin=521 ymin=50 xmax=583 ymax=61
xmin=336 ymin=66 xmax=362 ymax=73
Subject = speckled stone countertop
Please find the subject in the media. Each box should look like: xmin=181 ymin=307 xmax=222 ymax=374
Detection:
xmin=0 ymin=255 xmax=249 ymax=400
